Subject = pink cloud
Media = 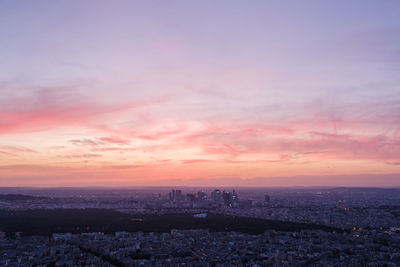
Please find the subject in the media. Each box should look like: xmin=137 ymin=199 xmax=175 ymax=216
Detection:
xmin=90 ymin=147 xmax=133 ymax=152
xmin=0 ymin=85 xmax=162 ymax=135
xmin=137 ymin=128 xmax=184 ymax=140
xmin=89 ymin=120 xmax=189 ymax=144
xmin=0 ymin=145 xmax=38 ymax=153
xmin=180 ymin=158 xmax=290 ymax=165
xmin=203 ymin=144 xmax=238 ymax=157
xmin=49 ymin=146 xmax=66 ymax=149
xmin=181 ymin=159 xmax=214 ymax=164
xmin=60 ymin=153 xmax=102 ymax=159
xmin=386 ymin=162 xmax=400 ymax=165
xmin=173 ymin=121 xmax=400 ymax=162
xmin=0 ymin=150 xmax=18 ymax=157
xmin=99 ymin=136 xmax=130 ymax=145
xmin=70 ymin=139 xmax=101 ymax=147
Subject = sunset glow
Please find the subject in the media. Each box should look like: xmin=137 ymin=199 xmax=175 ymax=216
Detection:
xmin=1 ymin=1 xmax=400 ymax=186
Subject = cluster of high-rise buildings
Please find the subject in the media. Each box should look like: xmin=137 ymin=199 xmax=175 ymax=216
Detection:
xmin=167 ymin=188 xmax=271 ymax=210
xmin=168 ymin=189 xmax=241 ymax=208
xmin=210 ymin=189 xmax=239 ymax=208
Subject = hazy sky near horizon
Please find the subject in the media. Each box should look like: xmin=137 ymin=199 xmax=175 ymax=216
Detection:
xmin=1 ymin=1 xmax=400 ymax=186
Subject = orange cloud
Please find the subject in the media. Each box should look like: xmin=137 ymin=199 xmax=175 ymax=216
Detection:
xmin=0 ymin=145 xmax=38 ymax=153
xmin=99 ymin=136 xmax=130 ymax=145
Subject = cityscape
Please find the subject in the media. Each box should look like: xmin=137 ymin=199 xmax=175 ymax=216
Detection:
xmin=1 ymin=187 xmax=400 ymax=266
xmin=1 ymin=0 xmax=400 ymax=266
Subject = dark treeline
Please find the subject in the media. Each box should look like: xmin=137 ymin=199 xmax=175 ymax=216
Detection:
xmin=0 ymin=209 xmax=341 ymax=237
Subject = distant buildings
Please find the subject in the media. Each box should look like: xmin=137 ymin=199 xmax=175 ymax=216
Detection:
xmin=197 ymin=191 xmax=207 ymax=201
xmin=264 ymin=194 xmax=270 ymax=206
xmin=186 ymin=194 xmax=196 ymax=203
xmin=3 ymin=229 xmax=400 ymax=266
xmin=222 ymin=190 xmax=239 ymax=208
xmin=1 ymin=187 xmax=400 ymax=266
xmin=211 ymin=189 xmax=222 ymax=203
xmin=168 ymin=189 xmax=241 ymax=208
xmin=169 ymin=189 xmax=182 ymax=202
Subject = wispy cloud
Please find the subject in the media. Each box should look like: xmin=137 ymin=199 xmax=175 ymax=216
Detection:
xmin=0 ymin=150 xmax=18 ymax=157
xmin=0 ymin=83 xmax=169 ymax=135
xmin=60 ymin=153 xmax=102 ymax=159
xmin=99 ymin=136 xmax=130 ymax=145
xmin=70 ymin=139 xmax=101 ymax=147
xmin=0 ymin=145 xmax=38 ymax=153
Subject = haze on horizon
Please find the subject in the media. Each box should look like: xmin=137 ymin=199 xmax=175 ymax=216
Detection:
xmin=0 ymin=1 xmax=400 ymax=187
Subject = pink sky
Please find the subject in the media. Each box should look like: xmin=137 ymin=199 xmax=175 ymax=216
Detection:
xmin=0 ymin=1 xmax=400 ymax=186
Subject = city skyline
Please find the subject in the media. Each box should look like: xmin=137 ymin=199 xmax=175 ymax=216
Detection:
xmin=1 ymin=1 xmax=400 ymax=186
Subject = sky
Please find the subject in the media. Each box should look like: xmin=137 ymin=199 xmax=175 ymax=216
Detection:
xmin=0 ymin=1 xmax=400 ymax=187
